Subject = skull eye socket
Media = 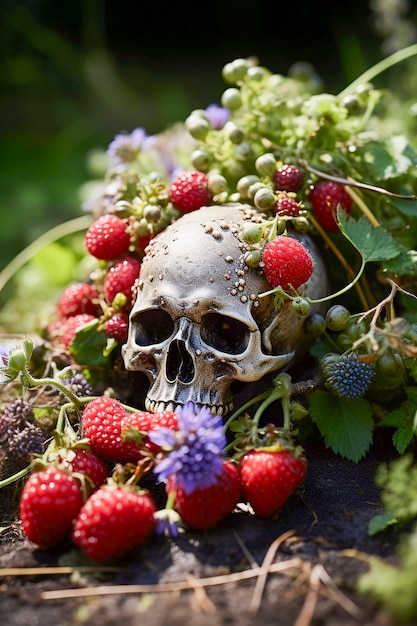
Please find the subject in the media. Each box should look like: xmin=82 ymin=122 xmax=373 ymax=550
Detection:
xmin=133 ymin=309 xmax=174 ymax=346
xmin=201 ymin=312 xmax=250 ymax=355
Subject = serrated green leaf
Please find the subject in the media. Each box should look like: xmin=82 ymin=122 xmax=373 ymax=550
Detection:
xmin=368 ymin=511 xmax=398 ymax=536
xmin=338 ymin=212 xmax=402 ymax=262
xmin=70 ymin=319 xmax=110 ymax=368
xmin=384 ymin=245 xmax=417 ymax=276
xmin=357 ymin=136 xmax=417 ymax=180
xmin=309 ymin=390 xmax=374 ymax=462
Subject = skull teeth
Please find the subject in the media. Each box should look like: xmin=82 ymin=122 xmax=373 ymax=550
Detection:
xmin=145 ymin=398 xmax=233 ymax=417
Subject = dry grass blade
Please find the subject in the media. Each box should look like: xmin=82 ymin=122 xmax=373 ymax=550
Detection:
xmin=249 ymin=529 xmax=299 ymax=614
xmin=39 ymin=558 xmax=303 ymax=601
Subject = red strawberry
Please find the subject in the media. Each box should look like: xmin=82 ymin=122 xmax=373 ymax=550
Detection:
xmin=56 ymin=282 xmax=100 ymax=320
xmin=61 ymin=449 xmax=109 ymax=493
xmin=85 ymin=215 xmax=131 ymax=260
xmin=19 ymin=467 xmax=84 ymax=547
xmin=59 ymin=313 xmax=97 ymax=348
xmin=308 ymin=181 xmax=352 ymax=232
xmin=170 ymin=171 xmax=212 ymax=213
xmin=104 ymin=256 xmax=140 ymax=307
xmin=273 ymin=164 xmax=304 ymax=192
xmin=81 ymin=397 xmax=143 ymax=463
xmin=104 ymin=313 xmax=129 ymax=343
xmin=239 ymin=448 xmax=307 ymax=517
xmin=121 ymin=410 xmax=179 ymax=455
xmin=72 ymin=485 xmax=156 ymax=561
xmin=274 ymin=196 xmax=301 ymax=217
xmin=166 ymin=461 xmax=240 ymax=529
xmin=262 ymin=236 xmax=314 ymax=291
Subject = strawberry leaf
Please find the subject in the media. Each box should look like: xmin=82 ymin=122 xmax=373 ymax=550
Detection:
xmin=309 ymin=390 xmax=374 ymax=462
xmin=355 ymin=136 xmax=417 ymax=180
xmin=70 ymin=320 xmax=110 ymax=368
xmin=337 ymin=211 xmax=402 ymax=263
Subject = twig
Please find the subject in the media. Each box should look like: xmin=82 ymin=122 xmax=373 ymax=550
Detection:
xmin=187 ymin=575 xmax=217 ymax=614
xmin=39 ymin=558 xmax=303 ymax=600
xmin=232 ymin=530 xmax=259 ymax=570
xmin=249 ymin=529 xmax=299 ymax=614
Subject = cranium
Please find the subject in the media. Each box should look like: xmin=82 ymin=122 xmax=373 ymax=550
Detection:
xmin=122 ymin=204 xmax=328 ymax=415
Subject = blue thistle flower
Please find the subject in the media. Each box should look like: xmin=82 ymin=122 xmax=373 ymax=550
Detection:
xmin=205 ymin=104 xmax=230 ymax=130
xmin=149 ymin=402 xmax=226 ymax=495
xmin=107 ymin=127 xmax=148 ymax=167
xmin=0 ymin=341 xmax=19 ymax=383
xmin=325 ymin=353 xmax=374 ymax=399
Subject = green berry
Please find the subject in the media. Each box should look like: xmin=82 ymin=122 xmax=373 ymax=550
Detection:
xmin=325 ymin=305 xmax=351 ymax=332
xmin=292 ymin=297 xmax=311 ymax=317
xmin=208 ymin=174 xmax=228 ymax=195
xmin=254 ymin=187 xmax=276 ymax=210
xmin=248 ymin=181 xmax=265 ymax=199
xmin=143 ymin=204 xmax=162 ymax=223
xmin=234 ymin=142 xmax=254 ymax=162
xmin=185 ymin=115 xmax=211 ymax=140
xmin=377 ymin=351 xmax=405 ymax=378
xmin=222 ymin=59 xmax=248 ymax=84
xmin=244 ymin=249 xmax=262 ymax=268
xmin=246 ymin=66 xmax=269 ymax=82
xmin=221 ymin=88 xmax=242 ymax=111
xmin=191 ymin=149 xmax=212 ymax=172
xmin=292 ymin=216 xmax=310 ymax=233
xmin=255 ymin=153 xmax=277 ymax=177
xmin=224 ymin=122 xmax=245 ymax=144
xmin=305 ymin=313 xmax=326 ymax=336
xmin=237 ymin=175 xmax=260 ymax=199
xmin=240 ymin=223 xmax=264 ymax=244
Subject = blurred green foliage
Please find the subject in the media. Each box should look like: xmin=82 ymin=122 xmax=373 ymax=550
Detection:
xmin=0 ymin=0 xmax=416 ymax=333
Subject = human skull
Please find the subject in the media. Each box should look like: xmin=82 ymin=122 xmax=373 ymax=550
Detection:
xmin=122 ymin=204 xmax=328 ymax=415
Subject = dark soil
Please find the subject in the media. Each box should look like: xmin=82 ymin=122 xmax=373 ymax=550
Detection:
xmin=0 ymin=439 xmax=409 ymax=626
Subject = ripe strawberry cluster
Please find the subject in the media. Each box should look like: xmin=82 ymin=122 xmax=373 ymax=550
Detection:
xmin=18 ymin=397 xmax=307 ymax=562
xmin=47 ymin=163 xmax=349 ymax=358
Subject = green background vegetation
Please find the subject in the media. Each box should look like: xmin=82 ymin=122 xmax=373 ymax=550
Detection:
xmin=0 ymin=0 xmax=416 ymax=332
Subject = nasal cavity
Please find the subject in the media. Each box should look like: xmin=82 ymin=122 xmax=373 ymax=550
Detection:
xmin=166 ymin=339 xmax=195 ymax=384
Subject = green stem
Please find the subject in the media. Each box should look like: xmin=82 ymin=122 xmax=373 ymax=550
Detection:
xmin=0 ymin=464 xmax=31 ymax=488
xmin=0 ymin=216 xmax=92 ymax=295
xmin=21 ymin=369 xmax=83 ymax=407
xmin=338 ymin=44 xmax=417 ymax=99
xmin=307 ymin=257 xmax=366 ymax=304
xmin=222 ymin=390 xmax=271 ymax=434
xmin=259 ymin=258 xmax=367 ymax=305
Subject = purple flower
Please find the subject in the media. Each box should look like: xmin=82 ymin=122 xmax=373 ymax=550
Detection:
xmin=107 ymin=127 xmax=148 ymax=167
xmin=205 ymin=104 xmax=230 ymax=130
xmin=154 ymin=508 xmax=183 ymax=537
xmin=149 ymin=402 xmax=226 ymax=494
xmin=0 ymin=341 xmax=20 ymax=383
